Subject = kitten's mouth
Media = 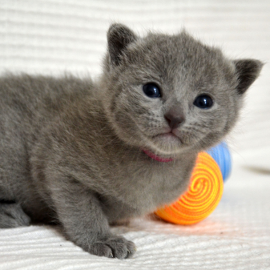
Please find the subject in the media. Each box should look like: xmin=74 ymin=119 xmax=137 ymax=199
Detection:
xmin=153 ymin=132 xmax=184 ymax=144
xmin=142 ymin=132 xmax=184 ymax=162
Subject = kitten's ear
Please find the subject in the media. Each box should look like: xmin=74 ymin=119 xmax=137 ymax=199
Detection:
xmin=107 ymin=23 xmax=137 ymax=66
xmin=233 ymin=59 xmax=263 ymax=94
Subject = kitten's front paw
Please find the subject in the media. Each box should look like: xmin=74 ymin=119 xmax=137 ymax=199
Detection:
xmin=90 ymin=236 xmax=136 ymax=259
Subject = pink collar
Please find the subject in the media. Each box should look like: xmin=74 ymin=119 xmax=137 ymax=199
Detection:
xmin=142 ymin=149 xmax=173 ymax=163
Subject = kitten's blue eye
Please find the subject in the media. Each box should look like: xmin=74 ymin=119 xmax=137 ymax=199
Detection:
xmin=143 ymin=83 xmax=161 ymax=98
xmin=194 ymin=94 xmax=213 ymax=109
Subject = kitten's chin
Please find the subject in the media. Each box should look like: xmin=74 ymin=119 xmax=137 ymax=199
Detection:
xmin=153 ymin=133 xmax=182 ymax=145
xmin=145 ymin=132 xmax=187 ymax=156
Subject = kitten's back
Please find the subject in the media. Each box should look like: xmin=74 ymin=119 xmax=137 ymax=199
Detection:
xmin=0 ymin=74 xmax=95 ymax=213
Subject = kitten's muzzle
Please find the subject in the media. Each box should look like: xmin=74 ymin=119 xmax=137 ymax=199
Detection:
xmin=153 ymin=131 xmax=184 ymax=145
xmin=164 ymin=107 xmax=185 ymax=130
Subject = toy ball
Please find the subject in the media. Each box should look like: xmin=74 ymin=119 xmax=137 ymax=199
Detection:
xmin=207 ymin=142 xmax=232 ymax=182
xmin=155 ymin=152 xmax=223 ymax=225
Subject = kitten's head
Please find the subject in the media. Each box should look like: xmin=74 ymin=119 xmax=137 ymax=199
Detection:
xmin=100 ymin=23 xmax=263 ymax=158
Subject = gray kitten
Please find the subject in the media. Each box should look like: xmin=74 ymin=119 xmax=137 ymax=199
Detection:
xmin=0 ymin=23 xmax=262 ymax=259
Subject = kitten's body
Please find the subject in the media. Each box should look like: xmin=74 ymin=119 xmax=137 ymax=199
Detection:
xmin=0 ymin=24 xmax=262 ymax=259
xmin=0 ymin=74 xmax=194 ymax=221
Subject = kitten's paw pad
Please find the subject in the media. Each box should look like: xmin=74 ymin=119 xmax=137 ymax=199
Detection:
xmin=91 ymin=236 xmax=136 ymax=259
xmin=0 ymin=203 xmax=31 ymax=228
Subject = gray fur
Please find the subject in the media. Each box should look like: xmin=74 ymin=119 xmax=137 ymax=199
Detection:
xmin=0 ymin=23 xmax=263 ymax=259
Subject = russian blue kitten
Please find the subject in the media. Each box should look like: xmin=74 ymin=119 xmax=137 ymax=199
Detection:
xmin=0 ymin=24 xmax=262 ymax=259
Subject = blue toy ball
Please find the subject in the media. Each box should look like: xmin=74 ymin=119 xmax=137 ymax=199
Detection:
xmin=207 ymin=142 xmax=232 ymax=182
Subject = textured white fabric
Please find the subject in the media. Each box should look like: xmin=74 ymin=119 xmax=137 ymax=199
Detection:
xmin=0 ymin=0 xmax=269 ymax=269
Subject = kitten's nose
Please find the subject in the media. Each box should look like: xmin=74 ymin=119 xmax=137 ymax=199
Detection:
xmin=164 ymin=107 xmax=185 ymax=130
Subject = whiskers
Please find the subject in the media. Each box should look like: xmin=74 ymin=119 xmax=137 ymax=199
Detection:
xmin=175 ymin=123 xmax=210 ymax=146
xmin=183 ymin=123 xmax=211 ymax=134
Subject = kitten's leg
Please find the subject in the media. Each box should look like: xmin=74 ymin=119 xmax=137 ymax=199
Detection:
xmin=0 ymin=201 xmax=31 ymax=228
xmin=50 ymin=179 xmax=136 ymax=259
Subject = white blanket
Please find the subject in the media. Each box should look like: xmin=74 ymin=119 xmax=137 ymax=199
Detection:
xmin=0 ymin=0 xmax=269 ymax=269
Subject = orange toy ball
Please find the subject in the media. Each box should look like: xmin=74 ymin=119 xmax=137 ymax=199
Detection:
xmin=155 ymin=152 xmax=223 ymax=225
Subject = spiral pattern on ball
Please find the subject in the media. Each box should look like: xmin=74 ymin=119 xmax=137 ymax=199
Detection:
xmin=155 ymin=152 xmax=223 ymax=225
